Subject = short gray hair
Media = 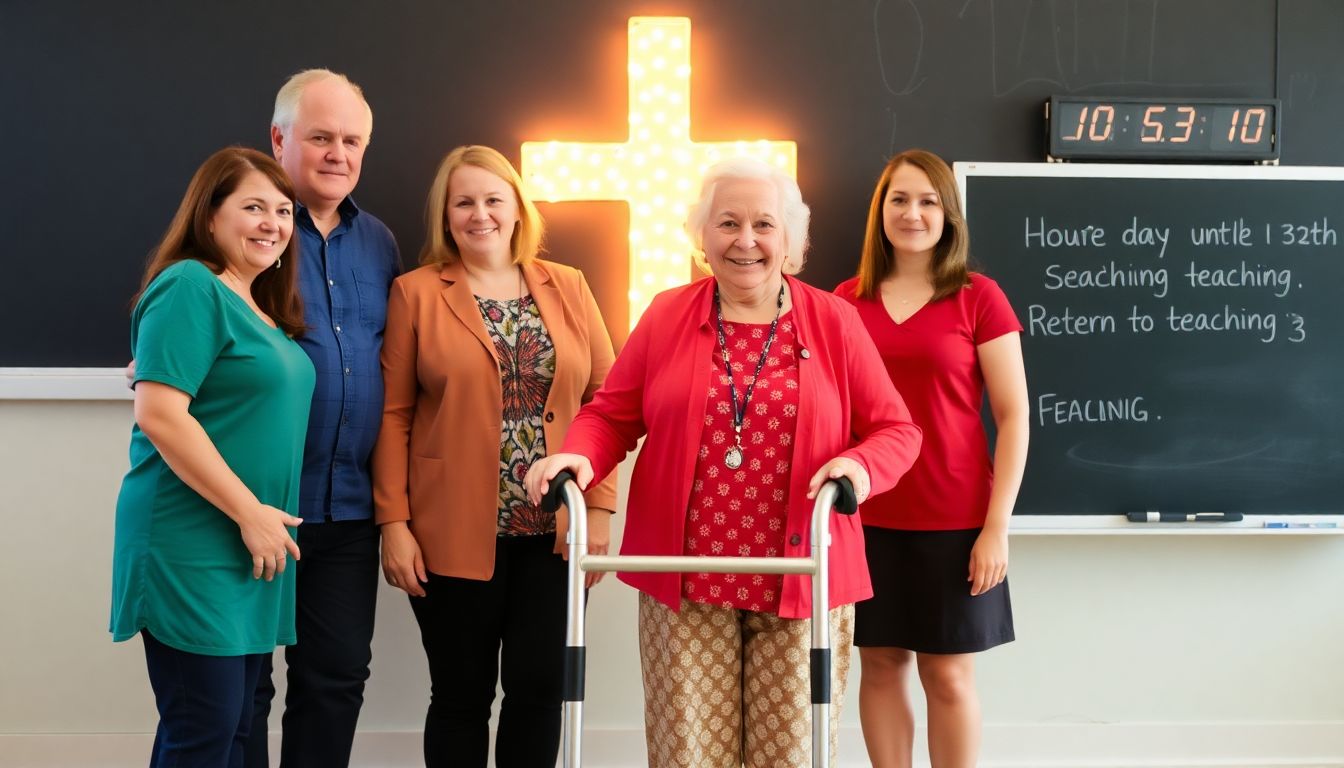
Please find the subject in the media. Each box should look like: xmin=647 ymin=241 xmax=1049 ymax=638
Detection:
xmin=685 ymin=157 xmax=810 ymax=274
xmin=271 ymin=68 xmax=372 ymax=139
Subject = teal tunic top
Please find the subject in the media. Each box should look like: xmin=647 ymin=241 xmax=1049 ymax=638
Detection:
xmin=110 ymin=260 xmax=315 ymax=655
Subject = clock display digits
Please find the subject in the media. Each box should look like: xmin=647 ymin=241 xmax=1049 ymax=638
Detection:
xmin=1050 ymin=97 xmax=1278 ymax=161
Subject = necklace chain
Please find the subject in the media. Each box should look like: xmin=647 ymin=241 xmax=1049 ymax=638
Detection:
xmin=714 ymin=283 xmax=785 ymax=468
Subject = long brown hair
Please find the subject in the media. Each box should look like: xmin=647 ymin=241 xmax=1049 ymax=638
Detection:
xmin=855 ymin=149 xmax=970 ymax=301
xmin=135 ymin=147 xmax=305 ymax=336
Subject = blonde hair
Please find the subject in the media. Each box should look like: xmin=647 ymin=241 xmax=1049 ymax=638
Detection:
xmin=419 ymin=145 xmax=543 ymax=267
xmin=685 ymin=157 xmax=810 ymax=275
xmin=855 ymin=149 xmax=969 ymax=301
xmin=272 ymin=68 xmax=372 ymax=140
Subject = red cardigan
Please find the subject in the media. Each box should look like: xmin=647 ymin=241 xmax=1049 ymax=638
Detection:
xmin=563 ymin=275 xmax=922 ymax=619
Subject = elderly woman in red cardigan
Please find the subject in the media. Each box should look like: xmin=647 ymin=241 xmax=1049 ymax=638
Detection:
xmin=526 ymin=157 xmax=922 ymax=768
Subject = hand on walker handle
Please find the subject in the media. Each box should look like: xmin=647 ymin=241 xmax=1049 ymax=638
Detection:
xmin=806 ymin=456 xmax=870 ymax=503
xmin=525 ymin=453 xmax=593 ymax=506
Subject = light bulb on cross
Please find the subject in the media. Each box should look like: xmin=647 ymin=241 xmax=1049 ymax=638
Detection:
xmin=521 ymin=16 xmax=798 ymax=329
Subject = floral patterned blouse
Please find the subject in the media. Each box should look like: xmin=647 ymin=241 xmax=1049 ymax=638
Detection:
xmin=476 ymin=293 xmax=557 ymax=536
xmin=682 ymin=312 xmax=800 ymax=613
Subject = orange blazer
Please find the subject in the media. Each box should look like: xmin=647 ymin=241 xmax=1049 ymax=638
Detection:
xmin=373 ymin=258 xmax=617 ymax=580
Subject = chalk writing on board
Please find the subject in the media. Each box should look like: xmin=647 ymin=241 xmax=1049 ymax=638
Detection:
xmin=1036 ymin=394 xmax=1150 ymax=426
xmin=962 ymin=168 xmax=1344 ymax=515
xmin=872 ymin=0 xmax=927 ymax=97
xmin=1018 ymin=212 xmax=1333 ymax=430
xmin=965 ymin=0 xmax=1254 ymax=97
xmin=1288 ymin=71 xmax=1319 ymax=108
xmin=1042 ymin=263 xmax=1169 ymax=297
xmin=1020 ymin=213 xmax=1328 ymax=353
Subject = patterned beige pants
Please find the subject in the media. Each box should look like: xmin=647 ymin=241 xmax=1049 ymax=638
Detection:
xmin=638 ymin=593 xmax=855 ymax=768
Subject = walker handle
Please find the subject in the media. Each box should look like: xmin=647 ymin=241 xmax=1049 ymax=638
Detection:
xmin=828 ymin=476 xmax=858 ymax=516
xmin=541 ymin=469 xmax=580 ymax=514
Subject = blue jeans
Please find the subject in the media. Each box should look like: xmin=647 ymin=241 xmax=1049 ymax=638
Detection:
xmin=141 ymin=630 xmax=265 ymax=768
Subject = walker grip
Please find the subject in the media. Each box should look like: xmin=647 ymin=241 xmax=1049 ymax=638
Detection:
xmin=542 ymin=469 xmax=579 ymax=514
xmin=829 ymin=477 xmax=857 ymax=515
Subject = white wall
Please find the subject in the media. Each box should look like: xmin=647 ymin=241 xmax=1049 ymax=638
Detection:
xmin=2 ymin=397 xmax=1342 ymax=767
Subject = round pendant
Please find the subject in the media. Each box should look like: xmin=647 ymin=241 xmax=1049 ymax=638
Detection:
xmin=724 ymin=446 xmax=743 ymax=469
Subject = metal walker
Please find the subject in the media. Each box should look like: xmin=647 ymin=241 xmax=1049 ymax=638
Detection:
xmin=541 ymin=470 xmax=858 ymax=768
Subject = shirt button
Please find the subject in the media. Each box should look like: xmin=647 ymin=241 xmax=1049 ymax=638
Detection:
xmin=789 ymin=533 xmax=802 ymax=546
xmin=800 ymin=348 xmax=811 ymax=359
xmin=544 ymin=411 xmax=555 ymax=423
xmin=335 ymin=325 xmax=342 ymax=333
xmin=328 ymin=279 xmax=335 ymax=286
xmin=344 ymin=368 xmax=351 ymax=375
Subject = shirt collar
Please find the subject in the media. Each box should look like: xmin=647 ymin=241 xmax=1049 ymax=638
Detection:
xmin=296 ymin=196 xmax=362 ymax=234
xmin=437 ymin=258 xmax=553 ymax=287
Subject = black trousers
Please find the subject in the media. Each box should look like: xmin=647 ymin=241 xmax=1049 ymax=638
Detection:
xmin=142 ymin=630 xmax=265 ymax=768
xmin=245 ymin=518 xmax=380 ymax=768
xmin=409 ymin=534 xmax=568 ymax=768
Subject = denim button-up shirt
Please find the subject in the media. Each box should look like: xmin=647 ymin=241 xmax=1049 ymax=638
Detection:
xmin=294 ymin=198 xmax=401 ymax=523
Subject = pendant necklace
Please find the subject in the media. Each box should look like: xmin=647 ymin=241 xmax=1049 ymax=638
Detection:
xmin=714 ymin=282 xmax=785 ymax=470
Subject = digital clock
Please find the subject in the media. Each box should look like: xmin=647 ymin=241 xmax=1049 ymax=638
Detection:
xmin=1046 ymin=96 xmax=1280 ymax=162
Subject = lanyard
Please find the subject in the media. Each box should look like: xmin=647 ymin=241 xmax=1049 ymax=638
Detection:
xmin=713 ymin=282 xmax=785 ymax=469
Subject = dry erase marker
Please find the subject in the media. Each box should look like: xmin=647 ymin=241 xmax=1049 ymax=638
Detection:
xmin=1126 ymin=511 xmax=1243 ymax=523
xmin=1263 ymin=521 xmax=1339 ymax=529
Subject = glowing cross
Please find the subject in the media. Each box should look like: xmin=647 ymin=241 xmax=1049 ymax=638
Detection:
xmin=521 ymin=16 xmax=797 ymax=328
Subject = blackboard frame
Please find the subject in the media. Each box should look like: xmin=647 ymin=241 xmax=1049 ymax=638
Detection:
xmin=956 ymin=161 xmax=1344 ymax=533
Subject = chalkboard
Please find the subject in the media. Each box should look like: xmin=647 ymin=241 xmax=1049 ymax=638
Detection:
xmin=8 ymin=0 xmax=1344 ymax=368
xmin=958 ymin=163 xmax=1344 ymax=518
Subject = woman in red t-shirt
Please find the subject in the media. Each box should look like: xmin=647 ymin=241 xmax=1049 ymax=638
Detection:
xmin=836 ymin=149 xmax=1029 ymax=768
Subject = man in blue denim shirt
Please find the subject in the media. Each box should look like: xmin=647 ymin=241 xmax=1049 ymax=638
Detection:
xmin=246 ymin=69 xmax=401 ymax=768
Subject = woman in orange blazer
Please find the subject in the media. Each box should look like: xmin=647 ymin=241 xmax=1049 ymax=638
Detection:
xmin=372 ymin=145 xmax=616 ymax=768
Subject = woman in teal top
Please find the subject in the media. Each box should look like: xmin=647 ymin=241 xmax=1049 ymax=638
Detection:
xmin=110 ymin=147 xmax=315 ymax=767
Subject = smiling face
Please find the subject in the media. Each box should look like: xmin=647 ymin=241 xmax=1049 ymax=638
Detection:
xmin=271 ymin=76 xmax=371 ymax=211
xmin=445 ymin=164 xmax=520 ymax=263
xmin=701 ymin=177 xmax=787 ymax=303
xmin=882 ymin=162 xmax=946 ymax=261
xmin=209 ymin=170 xmax=293 ymax=280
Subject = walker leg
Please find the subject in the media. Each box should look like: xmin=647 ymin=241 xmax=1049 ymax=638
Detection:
xmin=811 ymin=649 xmax=831 ymax=768
xmin=562 ymin=699 xmax=584 ymax=767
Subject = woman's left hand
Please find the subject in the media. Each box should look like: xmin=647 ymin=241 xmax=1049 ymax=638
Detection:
xmin=806 ymin=456 xmax=871 ymax=503
xmin=585 ymin=508 xmax=611 ymax=588
xmin=554 ymin=505 xmax=612 ymax=588
xmin=968 ymin=527 xmax=1009 ymax=596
